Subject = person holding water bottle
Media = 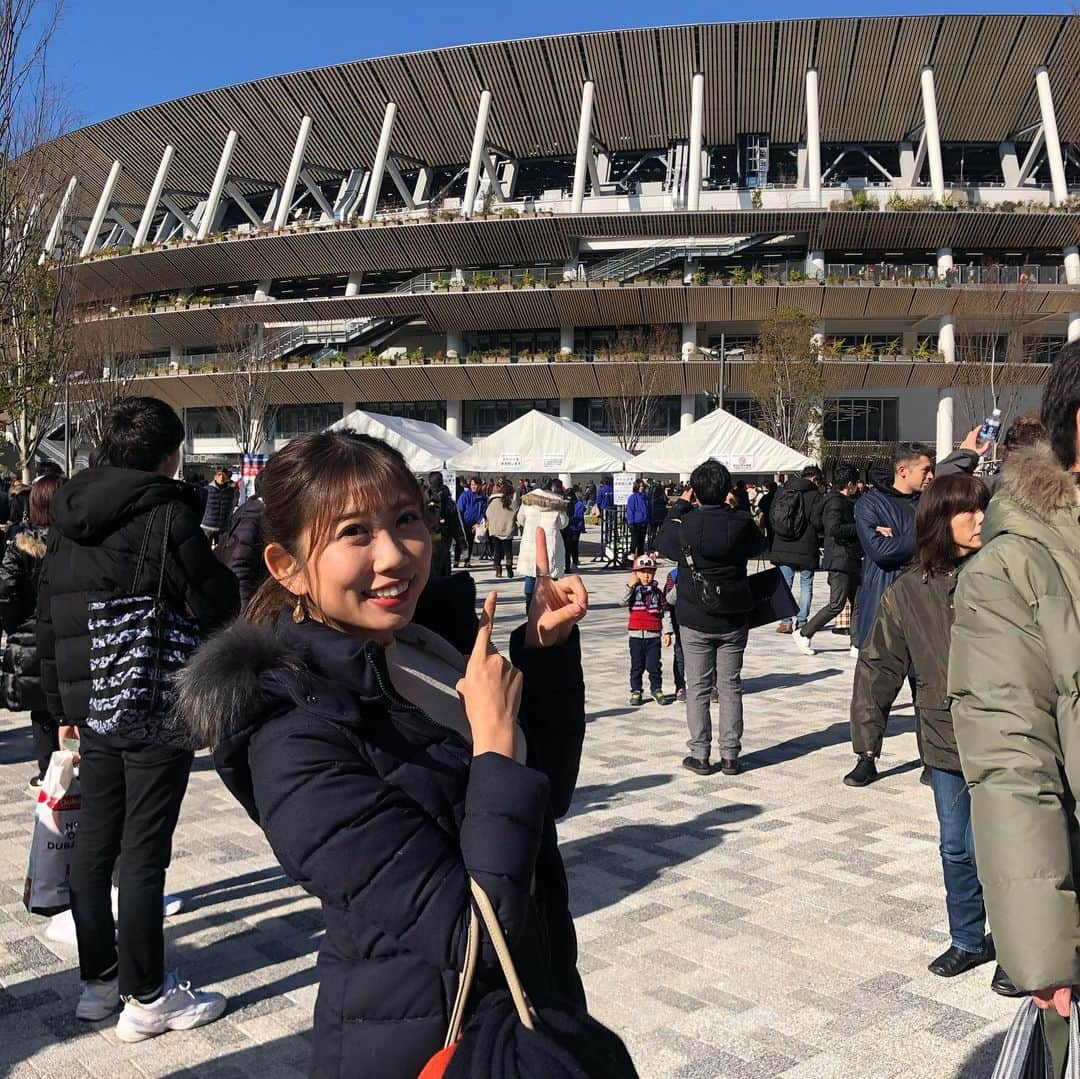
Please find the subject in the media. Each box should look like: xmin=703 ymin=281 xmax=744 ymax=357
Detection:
xmin=177 ymin=431 xmax=607 ymax=1079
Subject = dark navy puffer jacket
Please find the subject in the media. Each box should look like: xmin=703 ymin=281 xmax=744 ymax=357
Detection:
xmin=177 ymin=579 xmax=587 ymax=1079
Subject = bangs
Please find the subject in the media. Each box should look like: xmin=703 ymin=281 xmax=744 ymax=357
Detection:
xmin=302 ymin=435 xmax=423 ymax=558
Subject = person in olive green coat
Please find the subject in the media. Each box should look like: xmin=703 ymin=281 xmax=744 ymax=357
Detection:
xmin=949 ymin=342 xmax=1080 ymax=1078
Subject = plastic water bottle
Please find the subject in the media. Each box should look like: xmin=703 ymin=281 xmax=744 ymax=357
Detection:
xmin=979 ymin=408 xmax=1002 ymax=444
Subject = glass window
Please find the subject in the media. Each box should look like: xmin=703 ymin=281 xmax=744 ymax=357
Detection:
xmin=185 ymin=407 xmax=228 ymax=438
xmin=573 ymin=397 xmax=682 ymax=437
xmin=719 ymin=397 xmax=764 ymax=428
xmin=365 ymin=401 xmax=447 ymax=426
xmin=274 ymin=403 xmax=342 ymax=439
xmin=824 ymin=398 xmax=899 ymax=443
xmin=462 ymin=400 xmax=559 ymax=439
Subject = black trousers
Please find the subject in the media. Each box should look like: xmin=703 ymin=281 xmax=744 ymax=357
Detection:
xmin=31 ymin=709 xmax=57 ymax=776
xmin=454 ymin=524 xmax=476 ymax=566
xmin=490 ymin=536 xmax=513 ymax=570
xmin=69 ymin=728 xmax=193 ymax=998
xmin=629 ymin=524 xmax=647 ymax=557
xmin=629 ymin=635 xmax=662 ymax=693
xmin=563 ymin=531 xmax=580 ymax=569
xmin=801 ymin=570 xmax=860 ymax=640
xmin=431 ymin=539 xmax=452 ymax=578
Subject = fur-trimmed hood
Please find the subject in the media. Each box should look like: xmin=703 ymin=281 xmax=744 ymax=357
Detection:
xmin=13 ymin=527 xmax=47 ymax=560
xmin=521 ymin=488 xmax=568 ymax=510
xmin=1000 ymin=442 xmax=1080 ymax=517
xmin=982 ymin=441 xmax=1080 ymax=553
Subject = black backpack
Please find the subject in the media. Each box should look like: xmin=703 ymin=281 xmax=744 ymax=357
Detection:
xmin=769 ymin=485 xmax=808 ymax=541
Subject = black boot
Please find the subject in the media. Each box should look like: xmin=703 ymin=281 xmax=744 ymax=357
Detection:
xmin=928 ymin=944 xmax=994 ymax=977
xmin=990 ymin=965 xmax=1025 ymax=997
xmin=843 ymin=755 xmax=878 ymax=787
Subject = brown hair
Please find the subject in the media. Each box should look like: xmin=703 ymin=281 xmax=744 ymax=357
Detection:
xmin=29 ymin=474 xmax=65 ymax=527
xmin=1002 ymin=412 xmax=1045 ymax=454
xmin=245 ymin=432 xmax=424 ymax=624
xmin=915 ymin=474 xmax=990 ymax=576
xmin=499 ymin=478 xmax=513 ymax=510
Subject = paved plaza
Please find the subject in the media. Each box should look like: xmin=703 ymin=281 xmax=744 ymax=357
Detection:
xmin=0 ymin=550 xmax=1019 ymax=1078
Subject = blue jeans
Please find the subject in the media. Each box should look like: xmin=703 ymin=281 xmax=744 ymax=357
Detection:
xmin=778 ymin=565 xmax=814 ymax=627
xmin=930 ymin=767 xmax=986 ymax=953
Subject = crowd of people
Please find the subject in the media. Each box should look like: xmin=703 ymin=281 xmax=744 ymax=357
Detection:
xmin=1 ymin=342 xmax=1078 ymax=1075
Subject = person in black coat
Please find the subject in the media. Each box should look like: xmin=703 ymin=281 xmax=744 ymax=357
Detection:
xmin=795 ymin=465 xmax=862 ymax=653
xmin=0 ymin=474 xmax=64 ymax=784
xmin=177 ymin=431 xmax=597 ymax=1079
xmin=36 ymin=397 xmax=239 ymax=1039
xmin=657 ymin=460 xmax=767 ymax=776
xmin=216 ymin=476 xmax=268 ymax=609
xmin=199 ymin=466 xmax=238 ymax=545
xmin=768 ymin=467 xmax=825 ymax=632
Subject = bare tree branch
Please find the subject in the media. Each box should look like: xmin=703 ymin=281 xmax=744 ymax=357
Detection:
xmin=745 ymin=307 xmax=825 ymax=455
xmin=600 ymin=326 xmax=678 ymax=453
xmin=213 ymin=315 xmax=280 ymax=458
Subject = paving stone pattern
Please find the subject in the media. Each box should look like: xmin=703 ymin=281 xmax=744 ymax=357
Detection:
xmin=0 ymin=554 xmax=1018 ymax=1077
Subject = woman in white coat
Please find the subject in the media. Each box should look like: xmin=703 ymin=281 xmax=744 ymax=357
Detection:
xmin=516 ymin=486 xmax=569 ymax=607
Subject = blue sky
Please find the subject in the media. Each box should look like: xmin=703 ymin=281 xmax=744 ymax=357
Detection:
xmin=51 ymin=1 xmax=1069 ymax=127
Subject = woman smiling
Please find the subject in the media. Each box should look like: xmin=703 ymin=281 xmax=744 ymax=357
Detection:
xmin=177 ymin=432 xmax=599 ymax=1078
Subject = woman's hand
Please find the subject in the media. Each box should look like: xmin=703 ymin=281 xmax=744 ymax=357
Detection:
xmin=526 ymin=527 xmax=588 ymax=648
xmin=1033 ymin=985 xmax=1073 ymax=1018
xmin=58 ymin=724 xmax=80 ymax=762
xmin=457 ymin=591 xmax=522 ymax=759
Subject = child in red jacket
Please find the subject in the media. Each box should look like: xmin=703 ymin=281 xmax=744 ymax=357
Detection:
xmin=620 ymin=554 xmax=668 ymax=706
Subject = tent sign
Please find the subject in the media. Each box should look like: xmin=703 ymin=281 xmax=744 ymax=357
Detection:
xmin=497 ymin=453 xmax=522 ymax=469
xmin=542 ymin=454 xmax=564 ymax=470
xmin=713 ymin=453 xmax=756 ymax=471
xmin=613 ymin=473 xmax=636 ymax=506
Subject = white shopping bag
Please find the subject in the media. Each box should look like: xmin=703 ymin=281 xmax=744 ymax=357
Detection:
xmin=23 ymin=750 xmax=81 ymax=915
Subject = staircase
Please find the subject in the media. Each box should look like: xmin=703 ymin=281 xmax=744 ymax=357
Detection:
xmin=585 ymin=236 xmax=771 ymax=283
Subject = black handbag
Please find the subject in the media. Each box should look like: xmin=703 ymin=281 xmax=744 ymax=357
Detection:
xmin=436 ymin=879 xmax=638 ymax=1079
xmin=746 ymin=567 xmax=799 ymax=630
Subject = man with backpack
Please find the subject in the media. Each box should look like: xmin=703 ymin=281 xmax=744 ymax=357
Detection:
xmin=768 ymin=466 xmax=825 ymax=634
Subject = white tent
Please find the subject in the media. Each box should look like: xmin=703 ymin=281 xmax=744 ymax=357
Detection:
xmin=329 ymin=409 xmax=467 ymax=472
xmin=632 ymin=408 xmax=813 ymax=476
xmin=449 ymin=409 xmax=630 ymax=475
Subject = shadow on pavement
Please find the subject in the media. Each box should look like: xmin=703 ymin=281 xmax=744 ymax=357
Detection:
xmin=180 ymin=867 xmax=292 ymax=911
xmin=954 ymin=1028 xmax=1006 ymax=1076
xmin=0 ymin=720 xmax=32 ymax=766
xmin=566 ymin=773 xmax=671 ymax=818
xmin=563 ymin=803 xmax=762 ymax=917
xmin=742 ymin=668 xmax=843 ymax=693
xmin=738 ymin=714 xmax=915 ymax=773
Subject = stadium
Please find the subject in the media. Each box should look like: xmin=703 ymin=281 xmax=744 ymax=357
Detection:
xmin=43 ymin=14 xmax=1080 ymax=471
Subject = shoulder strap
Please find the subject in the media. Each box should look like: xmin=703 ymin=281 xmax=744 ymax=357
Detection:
xmin=443 ymin=878 xmax=537 ymax=1048
xmin=673 ymin=517 xmax=699 ymax=572
xmin=130 ymin=506 xmax=162 ymax=596
xmin=155 ymin=502 xmax=176 ymax=604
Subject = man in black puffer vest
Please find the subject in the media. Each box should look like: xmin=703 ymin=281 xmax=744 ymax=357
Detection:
xmin=199 ymin=466 xmax=238 ymax=548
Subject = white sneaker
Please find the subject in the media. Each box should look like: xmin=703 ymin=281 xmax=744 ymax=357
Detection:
xmin=76 ymin=977 xmax=120 ymax=1021
xmin=793 ymin=632 xmax=815 ymax=656
xmin=115 ymin=973 xmax=227 ymax=1043
xmin=46 ymin=909 xmax=78 ymax=947
xmin=849 ymin=646 xmax=860 ymax=659
xmin=162 ymin=894 xmax=184 ymax=917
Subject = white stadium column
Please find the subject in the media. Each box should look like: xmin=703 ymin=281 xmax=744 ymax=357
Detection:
xmin=275 ymin=116 xmax=313 ymax=231
xmin=559 ymin=327 xmax=574 ymax=355
xmin=1065 ymin=246 xmax=1080 ymax=343
xmin=805 ymin=68 xmax=821 ymax=208
xmin=345 ymin=274 xmax=363 ymax=298
xmin=679 ymin=395 xmax=695 ymax=483
xmin=197 ymin=130 xmax=237 ymax=240
xmin=687 ymin=73 xmax=704 ymax=211
xmin=807 ymin=249 xmax=825 ymax=281
xmin=571 ymin=81 xmax=595 ymax=215
xmin=558 ymin=399 xmax=575 ymax=484
xmin=1035 ymin=67 xmax=1069 ymax=207
xmin=920 ymin=67 xmax=946 ymax=204
xmin=446 ymin=331 xmax=463 ymax=360
xmin=681 ymin=323 xmax=698 ymax=359
xmin=445 ymin=399 xmax=462 ymax=439
xmin=937 ymin=246 xmax=953 ymax=281
xmin=80 ymin=160 xmax=121 ymax=258
xmin=134 ymin=145 xmax=174 ymax=249
xmin=936 ymin=314 xmax=956 ymax=459
xmin=43 ymin=175 xmax=77 ymax=258
xmin=462 ymin=90 xmax=492 ymax=219
xmin=363 ymin=103 xmax=397 ymax=223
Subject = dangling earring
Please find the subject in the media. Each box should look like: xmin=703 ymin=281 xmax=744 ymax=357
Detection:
xmin=292 ymin=595 xmax=306 ymax=624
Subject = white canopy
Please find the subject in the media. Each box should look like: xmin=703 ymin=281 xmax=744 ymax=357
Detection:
xmin=632 ymin=408 xmax=814 ymax=476
xmin=449 ymin=410 xmax=630 ymax=474
xmin=329 ymin=409 xmax=467 ymax=472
